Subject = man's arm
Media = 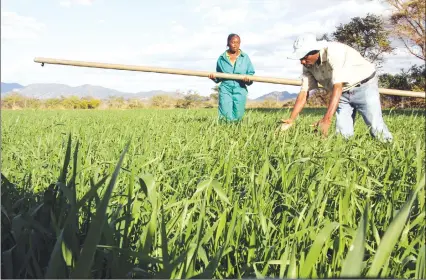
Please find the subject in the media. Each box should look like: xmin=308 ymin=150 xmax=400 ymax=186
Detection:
xmin=314 ymin=83 xmax=343 ymax=136
xmin=323 ymin=83 xmax=342 ymax=122
xmin=286 ymin=90 xmax=308 ymax=122
xmin=282 ymin=69 xmax=317 ymax=124
xmin=312 ymin=45 xmax=347 ymax=136
xmin=321 ymin=44 xmax=346 ymax=123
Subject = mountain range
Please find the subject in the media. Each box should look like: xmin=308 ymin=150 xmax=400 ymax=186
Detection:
xmin=1 ymin=82 xmax=179 ymax=100
xmin=1 ymin=82 xmax=24 ymax=94
xmin=1 ymin=82 xmax=297 ymax=101
xmin=254 ymin=91 xmax=297 ymax=101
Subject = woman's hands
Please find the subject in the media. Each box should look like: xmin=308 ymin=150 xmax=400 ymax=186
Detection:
xmin=242 ymin=76 xmax=251 ymax=84
xmin=208 ymin=73 xmax=251 ymax=84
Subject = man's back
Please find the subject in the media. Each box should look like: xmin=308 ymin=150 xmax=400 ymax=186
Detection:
xmin=302 ymin=41 xmax=376 ymax=92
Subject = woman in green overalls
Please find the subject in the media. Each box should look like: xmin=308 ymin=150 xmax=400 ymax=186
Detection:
xmin=209 ymin=33 xmax=255 ymax=122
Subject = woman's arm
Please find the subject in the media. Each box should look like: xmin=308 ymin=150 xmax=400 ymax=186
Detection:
xmin=210 ymin=59 xmax=224 ymax=83
xmin=244 ymin=56 xmax=255 ymax=85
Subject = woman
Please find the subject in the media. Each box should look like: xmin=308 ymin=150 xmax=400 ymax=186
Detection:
xmin=209 ymin=33 xmax=255 ymax=122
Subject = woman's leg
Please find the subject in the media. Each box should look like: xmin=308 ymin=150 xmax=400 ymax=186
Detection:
xmin=218 ymin=88 xmax=235 ymax=121
xmin=232 ymin=88 xmax=248 ymax=121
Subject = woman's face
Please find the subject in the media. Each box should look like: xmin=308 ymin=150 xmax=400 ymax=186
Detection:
xmin=228 ymin=36 xmax=240 ymax=52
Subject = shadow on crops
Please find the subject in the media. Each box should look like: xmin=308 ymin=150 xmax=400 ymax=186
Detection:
xmin=1 ymin=173 xmax=57 ymax=278
xmin=1 ymin=135 xmax=157 ymax=279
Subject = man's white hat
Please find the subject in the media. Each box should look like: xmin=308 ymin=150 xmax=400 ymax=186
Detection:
xmin=288 ymin=33 xmax=327 ymax=60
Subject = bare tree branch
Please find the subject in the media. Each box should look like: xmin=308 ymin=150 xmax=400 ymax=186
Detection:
xmin=385 ymin=0 xmax=425 ymax=60
xmin=400 ymin=37 xmax=424 ymax=60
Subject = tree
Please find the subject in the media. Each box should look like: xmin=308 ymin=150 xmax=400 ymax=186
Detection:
xmin=151 ymin=95 xmax=175 ymax=108
xmin=209 ymin=85 xmax=219 ymax=102
xmin=81 ymin=97 xmax=101 ymax=109
xmin=378 ymin=64 xmax=425 ymax=107
xmin=127 ymin=98 xmax=146 ymax=109
xmin=45 ymin=98 xmax=62 ymax=109
xmin=385 ymin=0 xmax=425 ymax=60
xmin=175 ymin=91 xmax=207 ymax=109
xmin=184 ymin=93 xmax=205 ymax=103
xmin=379 ymin=64 xmax=425 ymax=91
xmin=107 ymin=96 xmax=126 ymax=108
xmin=328 ymin=14 xmax=393 ymax=66
xmin=209 ymin=93 xmax=218 ymax=102
xmin=1 ymin=93 xmax=26 ymax=108
xmin=61 ymin=96 xmax=81 ymax=109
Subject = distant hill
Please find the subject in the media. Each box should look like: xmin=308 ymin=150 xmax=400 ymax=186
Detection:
xmin=1 ymin=82 xmax=298 ymax=101
xmin=1 ymin=82 xmax=24 ymax=93
xmin=0 ymin=83 xmax=178 ymax=100
xmin=254 ymin=91 xmax=297 ymax=101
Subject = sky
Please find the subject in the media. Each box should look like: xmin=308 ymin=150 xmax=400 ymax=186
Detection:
xmin=1 ymin=0 xmax=423 ymax=99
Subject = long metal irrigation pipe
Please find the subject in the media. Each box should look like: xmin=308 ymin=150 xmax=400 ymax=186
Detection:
xmin=34 ymin=57 xmax=425 ymax=99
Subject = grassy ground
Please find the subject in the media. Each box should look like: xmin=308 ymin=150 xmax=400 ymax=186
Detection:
xmin=1 ymin=108 xmax=425 ymax=278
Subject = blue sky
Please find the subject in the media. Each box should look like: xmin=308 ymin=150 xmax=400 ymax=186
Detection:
xmin=1 ymin=0 xmax=422 ymax=99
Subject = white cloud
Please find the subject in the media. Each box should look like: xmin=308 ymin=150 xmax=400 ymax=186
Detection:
xmin=1 ymin=11 xmax=45 ymax=40
xmin=203 ymin=6 xmax=249 ymax=25
xmin=191 ymin=0 xmax=221 ymax=13
xmin=76 ymin=0 xmax=95 ymax=5
xmin=263 ymin=0 xmax=290 ymax=14
xmin=1 ymin=0 xmax=422 ymax=99
xmin=59 ymin=1 xmax=71 ymax=7
xmin=59 ymin=0 xmax=94 ymax=7
xmin=170 ymin=22 xmax=186 ymax=34
xmin=381 ymin=47 xmax=424 ymax=74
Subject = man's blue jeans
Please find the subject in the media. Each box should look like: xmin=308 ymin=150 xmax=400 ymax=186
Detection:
xmin=336 ymin=76 xmax=393 ymax=141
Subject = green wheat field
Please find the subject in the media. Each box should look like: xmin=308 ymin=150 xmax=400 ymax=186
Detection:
xmin=1 ymin=108 xmax=425 ymax=279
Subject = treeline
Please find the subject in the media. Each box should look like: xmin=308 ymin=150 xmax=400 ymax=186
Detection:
xmin=0 ymin=92 xmax=220 ymax=110
xmin=378 ymin=65 xmax=425 ymax=108
xmin=2 ymin=64 xmax=424 ymax=110
xmin=1 ymin=95 xmax=102 ymax=109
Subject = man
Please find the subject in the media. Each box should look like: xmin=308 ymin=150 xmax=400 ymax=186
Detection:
xmin=281 ymin=33 xmax=393 ymax=141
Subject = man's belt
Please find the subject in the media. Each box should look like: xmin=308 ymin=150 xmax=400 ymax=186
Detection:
xmin=355 ymin=71 xmax=376 ymax=87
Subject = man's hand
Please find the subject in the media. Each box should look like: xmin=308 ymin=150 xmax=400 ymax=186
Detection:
xmin=312 ymin=118 xmax=332 ymax=137
xmin=281 ymin=118 xmax=294 ymax=124
xmin=278 ymin=90 xmax=308 ymax=133
xmin=279 ymin=118 xmax=294 ymax=131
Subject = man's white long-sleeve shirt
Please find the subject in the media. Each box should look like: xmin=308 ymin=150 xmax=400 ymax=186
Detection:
xmin=300 ymin=41 xmax=376 ymax=93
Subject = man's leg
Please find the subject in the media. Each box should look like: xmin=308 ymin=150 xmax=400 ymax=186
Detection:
xmin=218 ymin=88 xmax=234 ymax=122
xmin=335 ymin=92 xmax=356 ymax=138
xmin=232 ymin=88 xmax=248 ymax=121
xmin=352 ymin=77 xmax=393 ymax=141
